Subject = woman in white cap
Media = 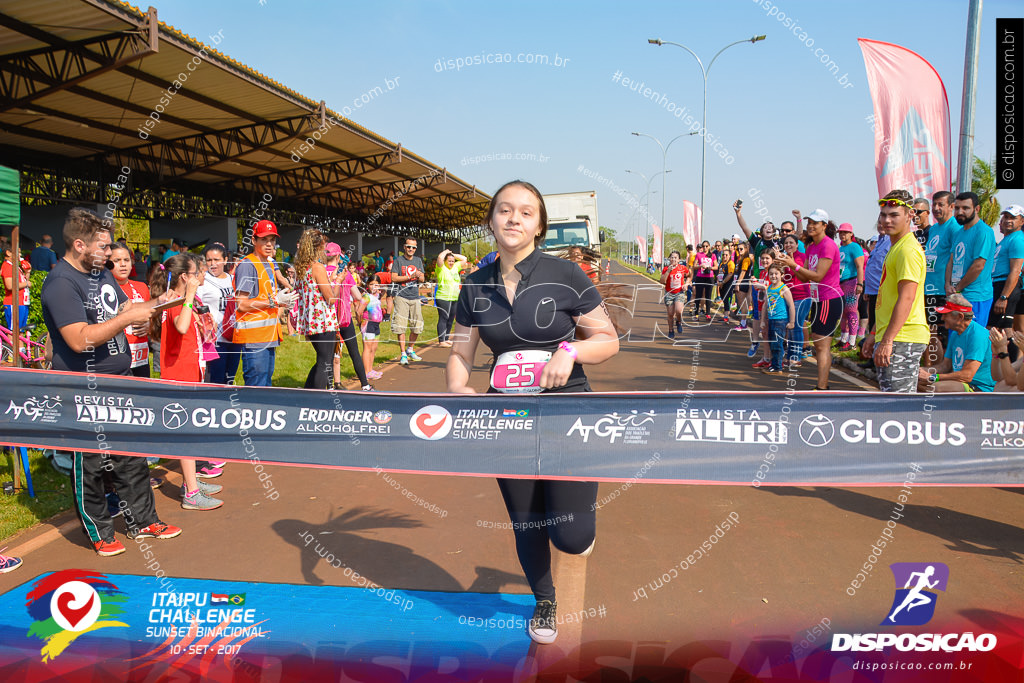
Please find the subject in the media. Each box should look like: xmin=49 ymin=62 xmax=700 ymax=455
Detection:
xmin=775 ymin=209 xmax=843 ymax=390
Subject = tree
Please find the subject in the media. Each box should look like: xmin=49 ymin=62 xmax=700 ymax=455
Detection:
xmin=663 ymin=231 xmax=688 ymax=255
xmin=598 ymin=226 xmax=616 ymax=258
xmin=971 ymin=156 xmax=1001 ymax=226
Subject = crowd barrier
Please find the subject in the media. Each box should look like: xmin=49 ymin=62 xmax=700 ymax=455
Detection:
xmin=1 ymin=368 xmax=1022 ymax=485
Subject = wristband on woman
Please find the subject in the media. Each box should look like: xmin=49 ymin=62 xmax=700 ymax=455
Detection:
xmin=184 ymin=301 xmax=193 ymax=309
xmin=558 ymin=340 xmax=578 ymax=360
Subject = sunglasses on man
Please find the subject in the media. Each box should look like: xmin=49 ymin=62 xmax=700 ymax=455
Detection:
xmin=878 ymin=198 xmax=913 ymax=209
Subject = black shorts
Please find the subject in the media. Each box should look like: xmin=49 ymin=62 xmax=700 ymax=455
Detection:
xmin=989 ymin=280 xmax=1022 ymax=328
xmin=809 ymin=297 xmax=843 ymax=338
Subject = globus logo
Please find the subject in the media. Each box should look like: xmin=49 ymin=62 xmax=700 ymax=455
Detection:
xmin=797 ymin=414 xmax=965 ymax=447
xmin=162 ymin=403 xmax=287 ymax=431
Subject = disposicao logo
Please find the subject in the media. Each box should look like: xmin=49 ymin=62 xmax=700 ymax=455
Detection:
xmin=25 ymin=569 xmax=128 ymax=662
xmin=832 ymin=562 xmax=997 ymax=653
xmin=883 ymin=562 xmax=948 ymax=626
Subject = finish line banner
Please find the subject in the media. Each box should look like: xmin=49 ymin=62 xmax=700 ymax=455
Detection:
xmin=2 ymin=368 xmax=1022 ymax=485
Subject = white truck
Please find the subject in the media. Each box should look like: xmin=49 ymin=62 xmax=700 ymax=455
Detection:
xmin=541 ymin=191 xmax=602 ymax=253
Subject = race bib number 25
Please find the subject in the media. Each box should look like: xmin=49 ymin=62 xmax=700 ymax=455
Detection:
xmin=491 ymin=350 xmax=552 ymax=394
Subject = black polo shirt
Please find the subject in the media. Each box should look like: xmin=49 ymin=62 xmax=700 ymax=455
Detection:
xmin=455 ymin=248 xmax=602 ymax=392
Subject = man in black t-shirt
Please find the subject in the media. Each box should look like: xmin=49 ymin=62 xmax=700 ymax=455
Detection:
xmin=41 ymin=209 xmax=181 ymax=557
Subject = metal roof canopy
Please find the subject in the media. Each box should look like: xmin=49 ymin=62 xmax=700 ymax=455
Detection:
xmin=0 ymin=0 xmax=490 ymax=241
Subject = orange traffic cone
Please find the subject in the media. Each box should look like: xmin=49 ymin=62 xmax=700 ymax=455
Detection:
xmin=605 ymin=259 xmax=610 ymax=275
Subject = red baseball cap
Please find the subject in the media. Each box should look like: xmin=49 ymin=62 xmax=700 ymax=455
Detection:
xmin=934 ymin=300 xmax=973 ymax=315
xmin=253 ymin=220 xmax=278 ymax=238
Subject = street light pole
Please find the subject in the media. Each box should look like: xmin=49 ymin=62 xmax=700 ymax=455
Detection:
xmin=648 ymin=35 xmax=765 ymax=243
xmin=631 ymin=131 xmax=696 ymax=261
xmin=626 ymin=168 xmax=672 ymax=257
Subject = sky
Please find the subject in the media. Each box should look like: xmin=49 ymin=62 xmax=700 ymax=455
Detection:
xmin=156 ymin=0 xmax=1024 ymax=246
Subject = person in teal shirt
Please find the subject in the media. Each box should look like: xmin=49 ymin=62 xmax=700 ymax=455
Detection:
xmin=924 ymin=193 xmax=958 ymax=298
xmin=919 ymin=293 xmax=994 ymax=392
xmin=989 ymin=204 xmax=1024 ymax=336
xmin=946 ymin=192 xmax=996 ymax=323
xmin=837 ymin=224 xmax=865 ymax=350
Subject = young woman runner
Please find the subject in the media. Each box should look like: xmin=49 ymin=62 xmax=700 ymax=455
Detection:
xmin=446 ymin=180 xmax=619 ymax=645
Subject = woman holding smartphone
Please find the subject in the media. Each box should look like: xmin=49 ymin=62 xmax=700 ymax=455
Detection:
xmin=447 ymin=180 xmax=619 ymax=645
xmin=775 ymin=210 xmax=843 ymax=389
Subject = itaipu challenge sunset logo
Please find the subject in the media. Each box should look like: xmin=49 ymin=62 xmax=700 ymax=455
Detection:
xmin=25 ymin=569 xmax=129 ymax=662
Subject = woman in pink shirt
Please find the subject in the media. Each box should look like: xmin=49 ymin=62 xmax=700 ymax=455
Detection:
xmin=776 ymin=209 xmax=842 ymax=389
xmin=691 ymin=241 xmax=717 ymax=321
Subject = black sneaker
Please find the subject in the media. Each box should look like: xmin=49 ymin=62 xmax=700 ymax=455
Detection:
xmin=528 ymin=600 xmax=557 ymax=644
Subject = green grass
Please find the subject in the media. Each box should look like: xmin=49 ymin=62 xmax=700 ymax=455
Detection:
xmin=617 ymin=259 xmax=661 ymax=282
xmin=268 ymin=306 xmax=440 ymax=387
xmin=0 ymin=448 xmax=75 ymax=542
xmin=1 ymin=306 xmax=443 ymax=544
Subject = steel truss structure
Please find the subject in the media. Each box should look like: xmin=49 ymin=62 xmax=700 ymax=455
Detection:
xmin=0 ymin=0 xmax=490 ymax=241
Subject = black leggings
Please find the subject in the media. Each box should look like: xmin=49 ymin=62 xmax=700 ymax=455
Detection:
xmin=693 ymin=277 xmax=714 ymax=315
xmin=305 ymin=332 xmax=337 ymax=389
xmin=720 ymin=279 xmax=735 ymax=313
xmin=436 ymin=299 xmax=456 ymax=343
xmin=497 ymin=478 xmax=598 ymax=602
xmin=339 ymin=322 xmax=369 ymax=386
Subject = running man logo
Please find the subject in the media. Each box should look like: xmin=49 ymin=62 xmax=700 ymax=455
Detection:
xmin=883 ymin=562 xmax=949 ymax=626
xmin=25 ymin=569 xmax=129 ymax=662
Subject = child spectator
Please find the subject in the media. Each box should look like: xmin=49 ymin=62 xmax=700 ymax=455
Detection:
xmin=361 ymin=274 xmax=385 ymax=380
xmin=759 ymin=264 xmax=795 ymax=374
xmin=150 ymin=254 xmax=224 ymax=510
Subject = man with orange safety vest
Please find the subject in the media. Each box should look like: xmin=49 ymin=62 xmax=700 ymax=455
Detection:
xmin=224 ymin=220 xmax=298 ymax=386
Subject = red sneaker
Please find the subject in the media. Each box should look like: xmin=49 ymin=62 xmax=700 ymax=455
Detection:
xmin=752 ymin=359 xmax=771 ymax=368
xmin=94 ymin=538 xmax=126 ymax=557
xmin=133 ymin=522 xmax=182 ymax=540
